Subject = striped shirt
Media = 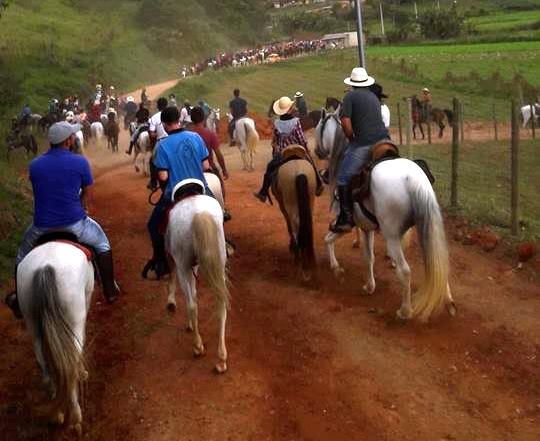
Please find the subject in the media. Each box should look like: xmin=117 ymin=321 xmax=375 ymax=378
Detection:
xmin=271 ymin=117 xmax=308 ymax=157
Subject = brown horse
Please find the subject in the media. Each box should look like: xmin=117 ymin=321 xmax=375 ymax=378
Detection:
xmin=105 ymin=112 xmax=119 ymax=152
xmin=410 ymin=95 xmax=453 ymax=139
xmin=271 ymin=147 xmax=317 ymax=281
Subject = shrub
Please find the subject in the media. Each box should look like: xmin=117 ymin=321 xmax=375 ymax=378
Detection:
xmin=417 ymin=5 xmax=468 ymax=40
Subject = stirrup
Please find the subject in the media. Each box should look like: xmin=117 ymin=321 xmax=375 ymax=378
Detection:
xmin=5 ymin=292 xmax=23 ymax=320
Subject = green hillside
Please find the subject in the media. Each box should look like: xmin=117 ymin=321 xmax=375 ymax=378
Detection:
xmin=0 ymin=0 xmax=268 ymax=117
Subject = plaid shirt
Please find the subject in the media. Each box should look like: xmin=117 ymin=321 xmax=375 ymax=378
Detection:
xmin=271 ymin=118 xmax=308 ymax=157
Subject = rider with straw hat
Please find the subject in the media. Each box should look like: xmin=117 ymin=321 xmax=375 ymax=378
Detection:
xmin=330 ymin=67 xmax=390 ymax=233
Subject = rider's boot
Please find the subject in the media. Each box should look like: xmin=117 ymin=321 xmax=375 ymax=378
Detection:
xmin=330 ymin=185 xmax=354 ymax=233
xmin=95 ymin=251 xmax=120 ymax=304
xmin=253 ymin=171 xmax=272 ymax=203
xmin=126 ymin=141 xmax=134 ymax=155
xmin=4 ymin=265 xmax=22 ymax=319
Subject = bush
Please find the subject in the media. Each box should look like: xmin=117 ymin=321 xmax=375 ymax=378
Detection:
xmin=417 ymin=6 xmax=468 ymax=40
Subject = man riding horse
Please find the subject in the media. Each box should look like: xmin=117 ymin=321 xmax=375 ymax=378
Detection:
xmin=4 ymin=122 xmax=120 ymax=319
xmin=229 ymin=88 xmax=248 ymax=146
xmin=331 ymin=67 xmax=391 ymax=233
xmin=421 ymin=87 xmax=432 ymax=121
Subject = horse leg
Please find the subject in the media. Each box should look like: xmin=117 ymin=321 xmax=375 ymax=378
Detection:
xmin=412 ymin=123 xmax=417 ymax=140
xmin=325 ymin=231 xmax=345 ymax=280
xmin=446 ymin=283 xmax=457 ymax=316
xmin=352 ymin=227 xmax=361 ymax=248
xmin=133 ymin=151 xmax=140 ymax=173
xmin=179 ymin=267 xmax=205 ymax=356
xmin=362 ymin=230 xmax=376 ymax=295
xmin=215 ymin=296 xmax=228 ymax=374
xmin=167 ymin=267 xmax=177 ymax=312
xmin=420 ymin=123 xmax=425 ymax=140
xmin=438 ymin=121 xmax=444 ymax=138
xmin=385 ymin=235 xmax=412 ymax=320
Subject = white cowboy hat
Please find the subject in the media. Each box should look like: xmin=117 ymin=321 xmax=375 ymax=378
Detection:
xmin=344 ymin=67 xmax=375 ymax=87
xmin=109 ymin=85 xmax=115 ymax=90
xmin=422 ymin=87 xmax=430 ymax=93
xmin=126 ymin=96 xmax=134 ymax=102
xmin=273 ymin=96 xmax=295 ymax=116
xmin=294 ymin=91 xmax=304 ymax=98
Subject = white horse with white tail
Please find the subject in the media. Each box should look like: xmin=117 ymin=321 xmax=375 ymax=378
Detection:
xmin=317 ymin=116 xmax=456 ymax=322
xmin=90 ymin=122 xmax=104 ymax=144
xmin=165 ymin=179 xmax=230 ymax=373
xmin=521 ymin=103 xmax=539 ymax=128
xmin=230 ymin=115 xmax=259 ymax=171
xmin=16 ymin=242 xmax=95 ymax=434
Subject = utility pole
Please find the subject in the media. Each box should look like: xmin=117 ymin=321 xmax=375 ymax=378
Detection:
xmin=414 ymin=2 xmax=418 ymax=19
xmin=437 ymin=0 xmax=441 ymax=10
xmin=354 ymin=0 xmax=366 ymax=67
xmin=379 ymin=2 xmax=385 ymax=36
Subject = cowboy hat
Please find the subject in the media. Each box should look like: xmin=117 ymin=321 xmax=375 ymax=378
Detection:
xmin=344 ymin=67 xmax=375 ymax=87
xmin=273 ymin=96 xmax=295 ymax=116
xmin=126 ymin=96 xmax=134 ymax=102
xmin=294 ymin=91 xmax=304 ymax=98
xmin=422 ymin=87 xmax=430 ymax=93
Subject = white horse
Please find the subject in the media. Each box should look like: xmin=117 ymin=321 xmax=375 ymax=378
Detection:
xmin=521 ymin=104 xmax=539 ymax=128
xmin=90 ymin=122 xmax=104 ymax=143
xmin=100 ymin=114 xmax=109 ymax=126
xmin=165 ymin=180 xmax=229 ymax=373
xmin=74 ymin=130 xmax=85 ymax=153
xmin=17 ymin=242 xmax=95 ymax=434
xmin=207 ymin=108 xmax=220 ymax=134
xmin=129 ymin=122 xmax=151 ymax=175
xmin=316 ymin=118 xmax=456 ymax=322
xmin=231 ymin=116 xmax=259 ymax=171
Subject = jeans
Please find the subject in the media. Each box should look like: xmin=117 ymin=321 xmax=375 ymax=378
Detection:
xmin=336 ymin=143 xmax=372 ymax=186
xmin=16 ymin=217 xmax=111 ymax=265
xmin=147 ymin=196 xmax=171 ymax=256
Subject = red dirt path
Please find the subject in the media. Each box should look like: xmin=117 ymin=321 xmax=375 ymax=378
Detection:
xmin=0 ymin=82 xmax=539 ymax=441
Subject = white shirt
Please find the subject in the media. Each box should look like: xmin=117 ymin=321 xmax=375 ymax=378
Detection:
xmin=381 ymin=104 xmax=390 ymax=128
xmin=149 ymin=111 xmax=168 ymax=140
xmin=180 ymin=107 xmax=192 ymax=126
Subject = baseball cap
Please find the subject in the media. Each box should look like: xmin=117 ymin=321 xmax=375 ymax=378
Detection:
xmin=48 ymin=121 xmax=80 ymax=145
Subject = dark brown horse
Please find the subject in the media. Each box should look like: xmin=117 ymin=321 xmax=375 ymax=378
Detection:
xmin=410 ymin=95 xmax=453 ymax=139
xmin=105 ymin=112 xmax=119 ymax=152
xmin=6 ymin=129 xmax=38 ymax=159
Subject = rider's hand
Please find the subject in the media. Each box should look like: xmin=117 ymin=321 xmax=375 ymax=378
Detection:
xmin=223 ymin=170 xmax=229 ymax=180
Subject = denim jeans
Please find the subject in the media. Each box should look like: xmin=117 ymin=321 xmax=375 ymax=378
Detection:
xmin=147 ymin=196 xmax=171 ymax=255
xmin=16 ymin=217 xmax=111 ymax=265
xmin=336 ymin=143 xmax=372 ymax=186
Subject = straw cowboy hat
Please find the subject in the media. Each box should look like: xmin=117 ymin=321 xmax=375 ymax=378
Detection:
xmin=273 ymin=96 xmax=296 ymax=116
xmin=344 ymin=67 xmax=375 ymax=87
xmin=294 ymin=91 xmax=304 ymax=98
xmin=422 ymin=87 xmax=430 ymax=93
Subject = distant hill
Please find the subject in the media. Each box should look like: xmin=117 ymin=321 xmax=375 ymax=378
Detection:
xmin=0 ymin=0 xmax=269 ymax=116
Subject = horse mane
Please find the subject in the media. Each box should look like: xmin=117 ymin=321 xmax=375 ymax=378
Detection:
xmin=327 ymin=121 xmax=347 ymax=194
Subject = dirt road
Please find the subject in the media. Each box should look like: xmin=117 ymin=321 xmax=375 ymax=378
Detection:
xmin=1 ymin=80 xmax=539 ymax=441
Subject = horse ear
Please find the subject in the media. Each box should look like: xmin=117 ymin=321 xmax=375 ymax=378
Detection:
xmin=321 ymin=108 xmax=326 ymax=120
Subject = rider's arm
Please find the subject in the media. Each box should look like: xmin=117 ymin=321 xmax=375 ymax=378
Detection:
xmin=157 ymin=170 xmax=169 ymax=183
xmin=81 ymin=185 xmax=93 ymax=212
xmin=215 ymin=148 xmax=228 ymax=179
xmin=341 ymin=116 xmax=354 ymax=141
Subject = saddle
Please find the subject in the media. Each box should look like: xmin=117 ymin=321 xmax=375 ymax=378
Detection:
xmin=158 ymin=180 xmax=206 ymax=235
xmin=281 ymin=144 xmax=308 ymax=161
xmin=35 ymin=232 xmax=93 ymax=261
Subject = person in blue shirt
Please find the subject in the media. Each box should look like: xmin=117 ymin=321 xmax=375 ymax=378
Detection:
xmin=4 ymin=122 xmax=120 ymax=319
xmin=145 ymin=106 xmax=211 ymax=279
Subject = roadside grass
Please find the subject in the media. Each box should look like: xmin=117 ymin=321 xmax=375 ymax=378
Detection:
xmin=414 ymin=139 xmax=539 ymax=241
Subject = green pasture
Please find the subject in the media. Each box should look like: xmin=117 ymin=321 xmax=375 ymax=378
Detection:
xmin=169 ymin=41 xmax=540 ymax=122
xmin=470 ymin=10 xmax=540 ymax=31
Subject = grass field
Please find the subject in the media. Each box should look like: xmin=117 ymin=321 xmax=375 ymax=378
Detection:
xmin=169 ymin=41 xmax=540 ymax=122
xmin=470 ymin=10 xmax=540 ymax=32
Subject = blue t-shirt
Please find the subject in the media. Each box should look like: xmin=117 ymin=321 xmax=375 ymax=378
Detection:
xmin=30 ymin=148 xmax=93 ymax=228
xmin=153 ymin=130 xmax=209 ymax=198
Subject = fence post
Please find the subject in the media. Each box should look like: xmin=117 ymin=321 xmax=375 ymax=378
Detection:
xmin=492 ymin=101 xmax=498 ymax=141
xmin=530 ymin=104 xmax=536 ymax=139
xmin=460 ymin=101 xmax=465 ymax=142
xmin=397 ymin=101 xmax=403 ymax=145
xmin=406 ymin=97 xmax=413 ymax=158
xmin=511 ymin=99 xmax=520 ymax=236
xmin=450 ymin=97 xmax=460 ymax=208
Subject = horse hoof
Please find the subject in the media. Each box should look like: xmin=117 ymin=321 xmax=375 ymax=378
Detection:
xmin=214 ymin=361 xmax=227 ymax=374
xmin=167 ymin=302 xmax=177 ymax=313
xmin=53 ymin=411 xmax=65 ymax=425
xmin=352 ymin=240 xmax=360 ymax=249
xmin=362 ymin=282 xmax=375 ymax=295
xmin=446 ymin=301 xmax=457 ymax=317
xmin=396 ymin=307 xmax=412 ymax=320
xmin=193 ymin=344 xmax=206 ymax=358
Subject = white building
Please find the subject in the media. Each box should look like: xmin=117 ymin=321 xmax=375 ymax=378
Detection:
xmin=321 ymin=31 xmax=359 ymax=48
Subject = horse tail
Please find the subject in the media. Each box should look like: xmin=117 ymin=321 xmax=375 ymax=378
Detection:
xmin=443 ymin=109 xmax=454 ymax=127
xmin=245 ymin=121 xmax=258 ymax=153
xmin=296 ymin=173 xmax=316 ymax=272
xmin=192 ymin=212 xmax=230 ymax=309
xmin=29 ymin=265 xmax=84 ymax=419
xmin=409 ymin=175 xmax=449 ymax=322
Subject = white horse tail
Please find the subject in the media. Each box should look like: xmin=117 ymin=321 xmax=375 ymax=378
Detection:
xmin=30 ymin=265 xmax=84 ymax=418
xmin=192 ymin=212 xmax=230 ymax=309
xmin=245 ymin=121 xmax=258 ymax=153
xmin=409 ymin=179 xmax=449 ymax=321
xmin=296 ymin=174 xmax=315 ymax=272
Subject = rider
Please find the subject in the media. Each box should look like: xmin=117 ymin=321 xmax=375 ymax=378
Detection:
xmin=369 ymin=83 xmax=390 ymax=128
xmin=145 ymin=106 xmax=212 ymax=278
xmin=141 ymin=88 xmax=149 ymax=107
xmin=420 ymin=87 xmax=432 ymax=121
xmin=126 ymin=103 xmax=150 ymax=155
xmin=124 ymin=96 xmax=138 ymax=127
xmin=294 ymin=92 xmax=308 ymax=117
xmin=228 ymin=89 xmax=248 ymax=146
xmin=4 ymin=122 xmax=120 ymax=318
xmin=330 ymin=67 xmax=390 ymax=233
xmin=148 ymin=97 xmax=169 ymax=189
xmin=253 ymin=96 xmax=322 ymax=203
xmin=168 ymin=93 xmax=178 ymax=107
xmin=179 ymin=100 xmax=192 ymax=127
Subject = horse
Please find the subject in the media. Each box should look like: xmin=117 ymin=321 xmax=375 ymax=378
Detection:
xmin=315 ymin=117 xmax=456 ymax=322
xmin=271 ymin=146 xmax=317 ymax=281
xmin=39 ymin=112 xmax=60 ymax=132
xmin=410 ymin=95 xmax=453 ymax=139
xmin=81 ymin=119 xmax=92 ymax=143
xmin=521 ymin=104 xmax=539 ymax=128
xmin=133 ymin=131 xmax=151 ymax=175
xmin=207 ymin=108 xmax=220 ymax=134
xmin=5 ymin=129 xmax=38 ymax=159
xmin=16 ymin=241 xmax=95 ymax=434
xmin=165 ymin=180 xmax=230 ymax=373
xmin=233 ymin=117 xmax=259 ymax=172
xmin=105 ymin=114 xmax=119 ymax=152
xmin=90 ymin=122 xmax=104 ymax=143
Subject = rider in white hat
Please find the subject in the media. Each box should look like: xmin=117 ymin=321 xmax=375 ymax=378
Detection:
xmin=330 ymin=67 xmax=391 ymax=233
